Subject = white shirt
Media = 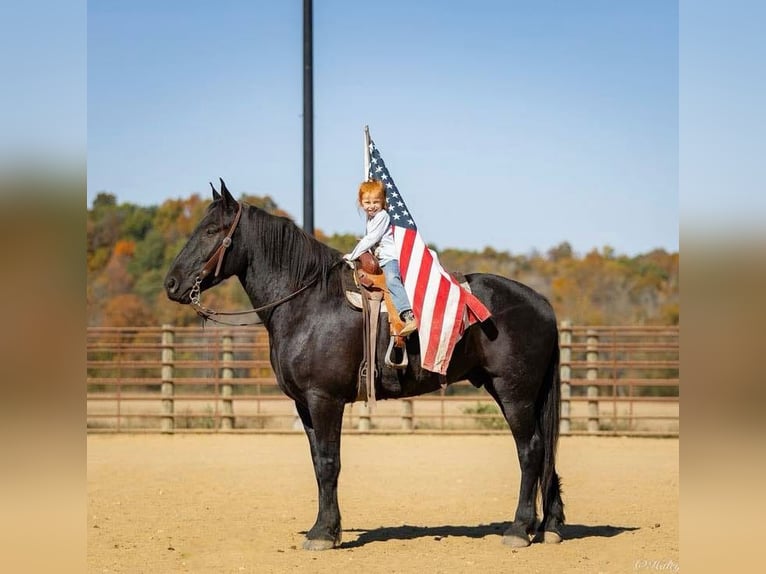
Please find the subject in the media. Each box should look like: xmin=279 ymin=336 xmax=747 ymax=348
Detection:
xmin=347 ymin=209 xmax=397 ymax=265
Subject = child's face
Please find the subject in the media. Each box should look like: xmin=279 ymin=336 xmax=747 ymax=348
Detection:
xmin=360 ymin=192 xmax=385 ymax=218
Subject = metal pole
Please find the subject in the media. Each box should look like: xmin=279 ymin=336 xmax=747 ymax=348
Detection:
xmin=356 ymin=126 xmax=373 ymax=432
xmin=364 ymin=125 xmax=371 ymax=179
xmin=302 ymin=0 xmax=314 ymax=235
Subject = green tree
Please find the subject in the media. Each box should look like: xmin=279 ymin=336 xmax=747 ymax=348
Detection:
xmin=128 ymin=228 xmax=165 ymax=279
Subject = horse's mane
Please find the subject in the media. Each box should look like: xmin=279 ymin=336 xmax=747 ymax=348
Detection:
xmin=246 ymin=203 xmax=344 ymax=296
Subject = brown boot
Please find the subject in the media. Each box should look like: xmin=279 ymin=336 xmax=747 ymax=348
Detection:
xmin=399 ymin=310 xmax=417 ymax=336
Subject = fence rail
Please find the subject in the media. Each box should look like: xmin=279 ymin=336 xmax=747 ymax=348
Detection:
xmin=87 ymin=322 xmax=679 ymax=436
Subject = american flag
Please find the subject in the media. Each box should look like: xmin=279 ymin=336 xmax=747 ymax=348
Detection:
xmin=368 ymin=138 xmax=492 ymax=374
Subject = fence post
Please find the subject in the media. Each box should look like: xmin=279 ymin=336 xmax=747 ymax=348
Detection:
xmin=559 ymin=321 xmax=572 ymax=434
xmin=401 ymin=399 xmax=414 ymax=431
xmin=221 ymin=331 xmax=234 ymax=430
xmin=161 ymin=324 xmax=175 ymax=433
xmin=586 ymin=329 xmax=600 ymax=433
xmin=358 ymin=403 xmax=371 ymax=432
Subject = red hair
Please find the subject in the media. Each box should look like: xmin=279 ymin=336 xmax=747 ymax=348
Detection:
xmin=357 ymin=180 xmax=387 ymax=209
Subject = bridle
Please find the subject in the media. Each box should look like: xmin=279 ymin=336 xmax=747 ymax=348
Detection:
xmin=187 ymin=199 xmax=337 ymax=326
xmin=197 ymin=199 xmax=243 ymax=282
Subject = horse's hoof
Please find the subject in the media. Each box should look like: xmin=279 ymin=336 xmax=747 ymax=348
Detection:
xmin=542 ymin=531 xmax=562 ymax=544
xmin=302 ymin=538 xmax=336 ymax=551
xmin=502 ymin=534 xmax=531 ymax=548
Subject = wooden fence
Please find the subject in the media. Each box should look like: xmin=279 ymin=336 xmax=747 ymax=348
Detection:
xmin=86 ymin=322 xmax=678 ymax=436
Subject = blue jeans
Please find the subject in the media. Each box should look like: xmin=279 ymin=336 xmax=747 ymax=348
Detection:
xmin=381 ymin=259 xmax=412 ymax=317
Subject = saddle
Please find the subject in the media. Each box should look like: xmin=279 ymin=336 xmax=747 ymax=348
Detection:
xmin=345 ymin=254 xmax=474 ymax=406
xmin=349 ymin=252 xmax=409 ymax=407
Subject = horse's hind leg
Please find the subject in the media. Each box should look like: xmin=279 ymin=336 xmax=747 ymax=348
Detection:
xmin=295 ymin=395 xmax=345 ymax=550
xmin=485 ymin=383 xmax=544 ymax=548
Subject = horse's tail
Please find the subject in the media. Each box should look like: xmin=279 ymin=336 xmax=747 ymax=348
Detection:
xmin=539 ymin=337 xmax=565 ymax=528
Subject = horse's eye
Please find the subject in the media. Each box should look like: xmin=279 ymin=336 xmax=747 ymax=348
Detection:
xmin=206 ymin=226 xmax=217 ymax=236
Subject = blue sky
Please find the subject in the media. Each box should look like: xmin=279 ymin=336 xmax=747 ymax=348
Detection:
xmin=87 ymin=0 xmax=678 ymax=256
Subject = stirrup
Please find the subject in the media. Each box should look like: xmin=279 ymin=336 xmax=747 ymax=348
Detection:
xmin=384 ymin=337 xmax=408 ymax=369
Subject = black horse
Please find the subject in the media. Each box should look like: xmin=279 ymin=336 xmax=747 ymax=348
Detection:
xmin=164 ymin=180 xmax=565 ymax=550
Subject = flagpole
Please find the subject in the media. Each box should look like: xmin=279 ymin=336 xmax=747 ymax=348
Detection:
xmin=359 ymin=125 xmax=375 ymax=421
xmin=363 ymin=125 xmax=371 ymax=180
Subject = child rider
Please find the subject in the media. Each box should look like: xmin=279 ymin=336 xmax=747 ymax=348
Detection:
xmin=343 ymin=179 xmax=418 ymax=336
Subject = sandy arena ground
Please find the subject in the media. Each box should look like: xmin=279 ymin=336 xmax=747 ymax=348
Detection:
xmin=87 ymin=434 xmax=678 ymax=573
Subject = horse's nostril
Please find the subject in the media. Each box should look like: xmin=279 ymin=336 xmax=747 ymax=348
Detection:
xmin=166 ymin=277 xmax=178 ymax=293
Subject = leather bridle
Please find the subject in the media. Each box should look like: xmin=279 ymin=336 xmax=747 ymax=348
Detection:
xmin=189 ymin=199 xmax=242 ymax=308
xmin=199 ymin=199 xmax=243 ymax=281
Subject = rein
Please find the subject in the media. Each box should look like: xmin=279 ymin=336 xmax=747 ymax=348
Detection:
xmin=190 ymin=277 xmax=319 ymax=326
xmin=188 ymin=199 xmax=342 ymax=326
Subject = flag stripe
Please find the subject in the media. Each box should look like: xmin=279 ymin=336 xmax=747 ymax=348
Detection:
xmin=422 ymin=272 xmax=452 ymax=368
xmin=412 ymin=247 xmax=433 ymax=318
xmin=423 ymin=250 xmax=465 ymax=369
xmin=465 ymin=290 xmax=493 ymax=322
xmin=396 ymin=228 xmax=422 ymax=306
xmin=430 ymin=278 xmax=464 ymax=370
xmin=438 ymin=288 xmax=467 ymax=371
xmin=434 ymin=287 xmax=464 ymax=370
xmin=397 ymin=226 xmax=416 ymax=277
xmin=418 ymin=257 xmax=444 ymax=361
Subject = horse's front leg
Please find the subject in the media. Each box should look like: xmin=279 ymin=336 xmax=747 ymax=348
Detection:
xmin=295 ymin=395 xmax=345 ymax=550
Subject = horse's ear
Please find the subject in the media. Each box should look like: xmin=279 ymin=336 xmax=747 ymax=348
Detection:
xmin=219 ymin=178 xmax=235 ymax=209
xmin=209 ymin=182 xmax=221 ymax=201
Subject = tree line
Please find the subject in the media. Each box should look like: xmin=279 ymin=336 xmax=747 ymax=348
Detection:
xmin=87 ymin=191 xmax=678 ymax=327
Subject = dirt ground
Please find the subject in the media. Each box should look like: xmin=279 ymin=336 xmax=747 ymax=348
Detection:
xmin=87 ymin=434 xmax=678 ymax=574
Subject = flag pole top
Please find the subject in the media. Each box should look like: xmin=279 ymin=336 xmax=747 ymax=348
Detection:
xmin=363 ymin=126 xmax=371 ymax=180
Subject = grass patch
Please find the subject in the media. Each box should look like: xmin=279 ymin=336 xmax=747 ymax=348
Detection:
xmin=462 ymin=402 xmax=506 ymax=430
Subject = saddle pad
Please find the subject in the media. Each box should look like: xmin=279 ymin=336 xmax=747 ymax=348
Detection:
xmin=346 ymin=290 xmax=387 ymax=312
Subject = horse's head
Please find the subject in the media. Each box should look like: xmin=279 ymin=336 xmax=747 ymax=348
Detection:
xmin=164 ymin=179 xmax=243 ymax=304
